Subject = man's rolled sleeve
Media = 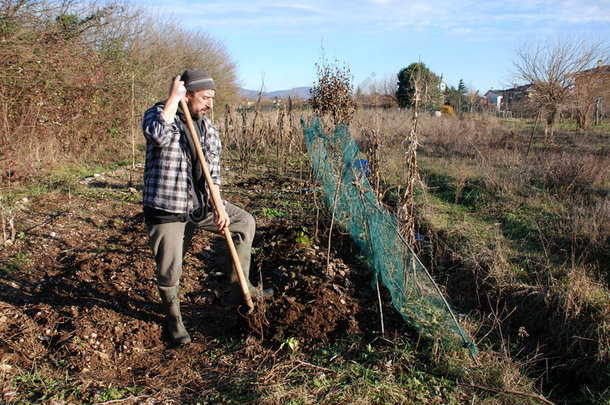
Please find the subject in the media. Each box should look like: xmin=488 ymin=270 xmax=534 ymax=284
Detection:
xmin=143 ymin=106 xmax=180 ymax=148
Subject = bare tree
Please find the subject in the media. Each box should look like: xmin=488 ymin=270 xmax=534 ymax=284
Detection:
xmin=467 ymin=85 xmax=479 ymax=113
xmin=512 ymin=36 xmax=607 ymax=140
xmin=569 ymin=59 xmax=610 ymax=128
xmin=126 ymin=15 xmax=239 ymax=109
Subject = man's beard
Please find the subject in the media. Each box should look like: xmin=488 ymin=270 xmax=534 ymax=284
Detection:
xmin=189 ymin=106 xmax=206 ymax=119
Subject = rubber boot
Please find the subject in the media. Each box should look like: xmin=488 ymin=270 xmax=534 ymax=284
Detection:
xmin=158 ymin=285 xmax=191 ymax=345
xmin=224 ymin=243 xmax=273 ymax=304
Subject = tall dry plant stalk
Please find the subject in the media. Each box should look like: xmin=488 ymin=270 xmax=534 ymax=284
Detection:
xmin=276 ymin=106 xmax=287 ymax=173
xmin=239 ymin=107 xmax=252 ymax=171
xmin=398 ymin=78 xmax=421 ymax=246
xmin=358 ymin=122 xmax=382 ymax=201
xmin=224 ymin=104 xmax=235 ymax=144
xmin=454 ymin=163 xmax=469 ymax=204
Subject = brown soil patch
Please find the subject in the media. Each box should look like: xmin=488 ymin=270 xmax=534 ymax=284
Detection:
xmin=0 ymin=165 xmax=407 ymax=403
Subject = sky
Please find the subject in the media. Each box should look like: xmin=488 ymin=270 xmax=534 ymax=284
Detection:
xmin=133 ymin=0 xmax=609 ymax=94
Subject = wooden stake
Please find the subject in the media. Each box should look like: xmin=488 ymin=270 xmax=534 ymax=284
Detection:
xmin=131 ymin=72 xmax=135 ymax=170
xmin=376 ymin=278 xmax=385 ymax=335
xmin=326 ymin=168 xmax=344 ymax=274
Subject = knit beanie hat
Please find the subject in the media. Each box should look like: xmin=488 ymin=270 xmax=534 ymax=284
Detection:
xmin=180 ymin=68 xmax=216 ymax=92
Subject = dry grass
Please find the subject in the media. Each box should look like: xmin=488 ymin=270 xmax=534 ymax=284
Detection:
xmin=342 ymin=108 xmax=610 ymax=399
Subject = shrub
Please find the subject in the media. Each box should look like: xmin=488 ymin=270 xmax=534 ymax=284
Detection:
xmin=440 ymin=105 xmax=456 ymax=118
xmin=310 ymin=50 xmax=356 ymax=125
xmin=0 ymin=0 xmax=238 ymax=184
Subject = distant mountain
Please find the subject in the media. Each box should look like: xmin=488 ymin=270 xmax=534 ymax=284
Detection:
xmin=239 ymin=87 xmax=311 ymax=100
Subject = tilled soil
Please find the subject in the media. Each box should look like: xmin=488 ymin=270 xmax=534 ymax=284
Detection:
xmin=0 ymin=165 xmax=407 ymax=403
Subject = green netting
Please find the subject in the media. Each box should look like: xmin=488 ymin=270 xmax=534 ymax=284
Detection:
xmin=302 ymin=116 xmax=476 ymax=355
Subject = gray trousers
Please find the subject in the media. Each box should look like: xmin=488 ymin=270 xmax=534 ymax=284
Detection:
xmin=146 ymin=202 xmax=255 ymax=287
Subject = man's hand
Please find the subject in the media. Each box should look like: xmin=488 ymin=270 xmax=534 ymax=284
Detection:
xmin=169 ymin=75 xmax=186 ymax=100
xmin=163 ymin=76 xmax=186 ymax=123
xmin=210 ymin=184 xmax=229 ymax=231
xmin=213 ymin=203 xmax=230 ymax=231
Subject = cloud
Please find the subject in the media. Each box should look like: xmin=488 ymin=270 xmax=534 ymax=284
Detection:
xmin=140 ymin=0 xmax=610 ymax=40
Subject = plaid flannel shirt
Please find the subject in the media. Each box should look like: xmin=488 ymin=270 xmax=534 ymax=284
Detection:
xmin=142 ymin=103 xmax=222 ymax=214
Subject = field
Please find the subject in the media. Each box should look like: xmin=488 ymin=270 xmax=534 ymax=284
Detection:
xmin=1 ymin=107 xmax=609 ymax=404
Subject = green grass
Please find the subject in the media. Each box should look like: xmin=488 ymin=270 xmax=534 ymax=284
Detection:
xmin=255 ymin=336 xmax=465 ymax=405
xmin=1 ymin=160 xmax=140 ymax=208
xmin=418 ymin=165 xmax=492 ymax=212
xmin=48 ymin=162 xmax=107 ymax=189
xmin=416 ymin=151 xmax=602 ymax=281
xmin=0 ymin=253 xmax=29 ymax=274
xmin=8 ymin=368 xmax=143 ymax=404
xmin=260 ymin=207 xmax=285 ymax=219
xmin=1 ymin=333 xmax=545 ymax=405
xmin=12 ymin=371 xmax=66 ymax=403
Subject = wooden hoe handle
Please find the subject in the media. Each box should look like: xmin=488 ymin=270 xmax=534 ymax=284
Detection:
xmin=179 ymin=98 xmax=255 ymax=314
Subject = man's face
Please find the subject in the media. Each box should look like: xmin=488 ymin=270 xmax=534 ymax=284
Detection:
xmin=186 ymin=89 xmax=215 ymax=118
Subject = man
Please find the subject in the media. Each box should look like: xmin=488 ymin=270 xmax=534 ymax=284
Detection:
xmin=142 ymin=68 xmax=273 ymax=345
